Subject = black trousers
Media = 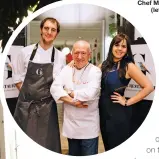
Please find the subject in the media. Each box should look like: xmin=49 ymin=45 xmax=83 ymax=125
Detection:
xmin=100 ymin=119 xmax=131 ymax=151
xmin=68 ymin=137 xmax=98 ymax=156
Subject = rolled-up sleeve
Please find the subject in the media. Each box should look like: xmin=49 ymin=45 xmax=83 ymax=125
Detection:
xmin=12 ymin=49 xmax=25 ymax=84
xmin=50 ymin=67 xmax=68 ymax=102
xmin=74 ymin=68 xmax=102 ymax=101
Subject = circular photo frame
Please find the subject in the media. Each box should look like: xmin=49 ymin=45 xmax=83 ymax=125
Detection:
xmin=0 ymin=0 xmax=158 ymax=159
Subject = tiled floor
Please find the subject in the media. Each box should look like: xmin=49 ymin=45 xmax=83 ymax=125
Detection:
xmin=57 ymin=103 xmax=105 ymax=155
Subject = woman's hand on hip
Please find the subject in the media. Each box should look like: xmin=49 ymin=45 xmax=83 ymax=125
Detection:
xmin=111 ymin=92 xmax=126 ymax=106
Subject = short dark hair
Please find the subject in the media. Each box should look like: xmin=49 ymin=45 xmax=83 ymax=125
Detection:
xmin=40 ymin=17 xmax=60 ymax=33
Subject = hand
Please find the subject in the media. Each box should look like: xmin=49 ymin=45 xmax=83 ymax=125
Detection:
xmin=67 ymin=60 xmax=74 ymax=67
xmin=15 ymin=82 xmax=22 ymax=91
xmin=111 ymin=92 xmax=126 ymax=106
xmin=74 ymin=101 xmax=88 ymax=108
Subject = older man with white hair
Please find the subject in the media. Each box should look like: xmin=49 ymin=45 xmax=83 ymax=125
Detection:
xmin=50 ymin=40 xmax=101 ymax=156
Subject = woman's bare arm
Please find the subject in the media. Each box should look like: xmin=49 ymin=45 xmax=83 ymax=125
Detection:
xmin=126 ymin=63 xmax=154 ymax=106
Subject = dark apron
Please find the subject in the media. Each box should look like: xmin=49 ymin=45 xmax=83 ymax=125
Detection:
xmin=14 ymin=44 xmax=61 ymax=153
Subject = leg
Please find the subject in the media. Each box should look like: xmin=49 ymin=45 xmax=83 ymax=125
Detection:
xmin=101 ymin=119 xmax=131 ymax=151
xmin=68 ymin=138 xmax=81 ymax=156
xmin=100 ymin=125 xmax=110 ymax=151
xmin=81 ymin=137 xmax=98 ymax=156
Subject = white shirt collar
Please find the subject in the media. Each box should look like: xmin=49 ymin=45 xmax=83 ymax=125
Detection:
xmin=38 ymin=44 xmax=54 ymax=52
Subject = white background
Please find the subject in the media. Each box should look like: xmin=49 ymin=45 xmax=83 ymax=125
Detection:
xmin=0 ymin=0 xmax=159 ymax=159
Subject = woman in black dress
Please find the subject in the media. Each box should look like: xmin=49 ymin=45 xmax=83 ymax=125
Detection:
xmin=99 ymin=33 xmax=154 ymax=151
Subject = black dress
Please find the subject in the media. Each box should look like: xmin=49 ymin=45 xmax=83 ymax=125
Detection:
xmin=99 ymin=65 xmax=132 ymax=151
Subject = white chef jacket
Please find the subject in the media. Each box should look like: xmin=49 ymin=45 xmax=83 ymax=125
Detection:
xmin=50 ymin=63 xmax=102 ymax=139
xmin=12 ymin=44 xmax=66 ymax=84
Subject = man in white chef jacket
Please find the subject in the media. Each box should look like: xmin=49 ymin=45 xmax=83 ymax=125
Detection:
xmin=12 ymin=17 xmax=65 ymax=152
xmin=50 ymin=40 xmax=102 ymax=156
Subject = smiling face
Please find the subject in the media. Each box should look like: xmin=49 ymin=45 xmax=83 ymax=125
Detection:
xmin=72 ymin=41 xmax=91 ymax=69
xmin=40 ymin=20 xmax=58 ymax=45
xmin=112 ymin=39 xmax=127 ymax=62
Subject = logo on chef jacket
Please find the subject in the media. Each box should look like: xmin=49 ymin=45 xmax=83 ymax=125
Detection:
xmin=36 ymin=68 xmax=43 ymax=76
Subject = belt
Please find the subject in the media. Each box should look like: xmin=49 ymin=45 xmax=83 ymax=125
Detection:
xmin=31 ymin=95 xmax=53 ymax=104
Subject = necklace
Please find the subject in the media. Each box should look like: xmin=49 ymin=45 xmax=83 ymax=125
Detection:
xmin=72 ymin=63 xmax=90 ymax=85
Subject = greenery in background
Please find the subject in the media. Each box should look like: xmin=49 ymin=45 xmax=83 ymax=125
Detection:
xmin=109 ymin=23 xmax=117 ymax=38
xmin=109 ymin=14 xmax=135 ymax=42
xmin=0 ymin=0 xmax=59 ymax=51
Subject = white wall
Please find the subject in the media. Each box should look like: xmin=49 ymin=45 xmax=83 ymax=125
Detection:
xmin=27 ymin=21 xmax=102 ymax=46
xmin=26 ymin=4 xmax=115 ymax=66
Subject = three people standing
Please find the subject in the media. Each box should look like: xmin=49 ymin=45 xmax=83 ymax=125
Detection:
xmin=11 ymin=16 xmax=154 ymax=155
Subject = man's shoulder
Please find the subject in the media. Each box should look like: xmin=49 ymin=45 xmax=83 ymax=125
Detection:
xmin=89 ymin=63 xmax=101 ymax=73
xmin=87 ymin=64 xmax=102 ymax=79
xmin=58 ymin=65 xmax=72 ymax=76
xmin=22 ymin=44 xmax=36 ymax=52
xmin=54 ymin=47 xmax=61 ymax=52
xmin=62 ymin=65 xmax=71 ymax=71
xmin=54 ymin=47 xmax=63 ymax=55
xmin=54 ymin=47 xmax=66 ymax=61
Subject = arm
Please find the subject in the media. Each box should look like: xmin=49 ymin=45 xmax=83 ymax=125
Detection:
xmin=50 ymin=67 xmax=87 ymax=108
xmin=126 ymin=63 xmax=154 ymax=106
xmin=51 ymin=66 xmax=71 ymax=101
xmin=11 ymin=49 xmax=25 ymax=91
xmin=111 ymin=63 xmax=154 ymax=106
xmin=60 ymin=96 xmax=88 ymax=108
xmin=73 ymin=68 xmax=102 ymax=102
xmin=53 ymin=50 xmax=66 ymax=80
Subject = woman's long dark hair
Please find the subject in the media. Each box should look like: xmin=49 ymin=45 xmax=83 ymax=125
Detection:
xmin=101 ymin=33 xmax=135 ymax=79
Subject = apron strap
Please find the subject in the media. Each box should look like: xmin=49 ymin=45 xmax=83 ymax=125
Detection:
xmin=51 ymin=47 xmax=55 ymax=63
xmin=29 ymin=43 xmax=55 ymax=63
xmin=30 ymin=43 xmax=38 ymax=61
